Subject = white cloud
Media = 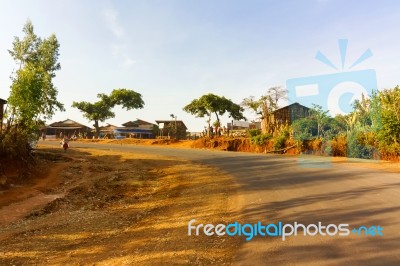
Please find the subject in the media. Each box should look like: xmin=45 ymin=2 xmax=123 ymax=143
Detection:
xmin=103 ymin=8 xmax=137 ymax=68
xmin=103 ymin=8 xmax=124 ymax=38
xmin=123 ymin=57 xmax=137 ymax=66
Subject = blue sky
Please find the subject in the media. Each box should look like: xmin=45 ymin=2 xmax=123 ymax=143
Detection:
xmin=1 ymin=0 xmax=400 ymax=131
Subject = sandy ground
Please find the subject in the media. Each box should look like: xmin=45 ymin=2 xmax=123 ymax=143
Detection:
xmin=75 ymin=138 xmax=400 ymax=173
xmin=0 ymin=145 xmax=241 ymax=265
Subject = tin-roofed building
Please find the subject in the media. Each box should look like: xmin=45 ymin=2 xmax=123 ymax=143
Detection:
xmin=45 ymin=119 xmax=92 ymax=138
xmin=156 ymin=120 xmax=187 ymax=140
xmin=114 ymin=119 xmax=157 ymax=139
xmin=271 ymin=103 xmax=310 ymax=125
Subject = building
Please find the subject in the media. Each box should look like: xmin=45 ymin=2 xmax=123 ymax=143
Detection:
xmin=227 ymin=120 xmax=249 ymax=130
xmin=114 ymin=119 xmax=157 ymax=139
xmin=226 ymin=120 xmax=261 ymax=130
xmin=45 ymin=119 xmax=92 ymax=139
xmin=270 ymin=102 xmax=310 ymax=125
xmin=97 ymin=123 xmax=117 ymax=138
xmin=156 ymin=120 xmax=187 ymax=140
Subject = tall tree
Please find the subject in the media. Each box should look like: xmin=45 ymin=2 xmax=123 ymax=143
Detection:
xmin=7 ymin=20 xmax=64 ymax=133
xmin=242 ymin=86 xmax=287 ymax=133
xmin=72 ymin=89 xmax=144 ymax=137
xmin=183 ymin=93 xmax=245 ymax=132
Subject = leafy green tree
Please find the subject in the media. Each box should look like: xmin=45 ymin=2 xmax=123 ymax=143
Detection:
xmin=72 ymin=89 xmax=144 ymax=137
xmin=291 ymin=105 xmax=346 ymax=141
xmin=310 ymin=104 xmax=330 ymax=138
xmin=292 ymin=117 xmax=318 ymax=141
xmin=375 ymin=86 xmax=400 ymax=148
xmin=7 ymin=20 xmax=64 ymax=133
xmin=183 ymin=93 xmax=245 ymax=133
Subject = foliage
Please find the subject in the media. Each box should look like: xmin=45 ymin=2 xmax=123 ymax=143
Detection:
xmin=183 ymin=93 xmax=245 ymax=129
xmin=248 ymin=129 xmax=261 ymax=137
xmin=309 ymin=104 xmax=330 ymax=138
xmin=6 ymin=20 xmax=64 ymax=133
xmin=0 ymin=128 xmax=35 ymax=163
xmin=213 ymin=120 xmax=221 ymax=128
xmin=346 ymin=129 xmax=376 ymax=159
xmin=374 ymin=86 xmax=400 ymax=147
xmin=251 ymin=133 xmax=272 ymax=146
xmin=292 ymin=104 xmax=347 ymax=142
xmin=273 ymin=128 xmax=290 ymax=150
xmin=72 ymin=88 xmax=144 ymax=137
xmin=292 ymin=118 xmax=317 ymax=141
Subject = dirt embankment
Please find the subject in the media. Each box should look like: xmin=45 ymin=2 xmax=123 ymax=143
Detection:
xmin=0 ymin=146 xmax=241 ymax=265
xmin=191 ymin=137 xmax=299 ymax=154
xmin=76 ymin=138 xmax=194 ymax=148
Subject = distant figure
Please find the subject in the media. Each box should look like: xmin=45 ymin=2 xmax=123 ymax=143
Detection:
xmin=61 ymin=137 xmax=69 ymax=152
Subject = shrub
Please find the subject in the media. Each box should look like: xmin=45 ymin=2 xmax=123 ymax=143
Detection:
xmin=347 ymin=130 xmax=375 ymax=159
xmin=251 ymin=133 xmax=272 ymax=146
xmin=248 ymin=129 xmax=261 ymax=137
xmin=273 ymin=129 xmax=290 ymax=150
xmin=0 ymin=128 xmax=34 ymax=162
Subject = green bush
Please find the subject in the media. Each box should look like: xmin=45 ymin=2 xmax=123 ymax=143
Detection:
xmin=0 ymin=128 xmax=34 ymax=162
xmin=248 ymin=129 xmax=261 ymax=137
xmin=251 ymin=133 xmax=272 ymax=146
xmin=273 ymin=129 xmax=290 ymax=150
xmin=347 ymin=130 xmax=375 ymax=159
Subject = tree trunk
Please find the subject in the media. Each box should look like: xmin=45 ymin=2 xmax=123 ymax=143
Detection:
xmin=94 ymin=120 xmax=100 ymax=138
xmin=260 ymin=102 xmax=269 ymax=134
xmin=214 ymin=112 xmax=220 ymax=124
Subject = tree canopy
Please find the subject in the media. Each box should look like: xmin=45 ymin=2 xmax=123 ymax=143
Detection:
xmin=183 ymin=93 xmax=245 ymax=129
xmin=72 ymin=88 xmax=144 ymax=137
xmin=6 ymin=20 xmax=64 ymax=133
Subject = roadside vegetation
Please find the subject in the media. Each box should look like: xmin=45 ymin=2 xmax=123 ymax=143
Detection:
xmin=190 ymin=86 xmax=400 ymax=161
xmin=1 ymin=20 xmax=63 ymax=165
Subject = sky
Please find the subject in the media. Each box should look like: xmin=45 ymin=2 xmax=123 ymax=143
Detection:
xmin=1 ymin=0 xmax=400 ymax=131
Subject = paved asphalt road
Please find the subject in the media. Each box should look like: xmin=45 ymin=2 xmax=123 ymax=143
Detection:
xmin=41 ymin=141 xmax=400 ymax=265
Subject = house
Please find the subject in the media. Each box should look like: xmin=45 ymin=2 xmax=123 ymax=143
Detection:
xmin=114 ymin=119 xmax=157 ymax=139
xmin=270 ymin=102 xmax=310 ymax=125
xmin=156 ymin=120 xmax=187 ymax=140
xmin=227 ymin=120 xmax=249 ymax=130
xmin=97 ymin=123 xmax=117 ymax=138
xmin=45 ymin=119 xmax=92 ymax=138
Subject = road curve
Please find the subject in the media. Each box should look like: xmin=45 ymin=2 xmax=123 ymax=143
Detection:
xmin=40 ymin=141 xmax=400 ymax=265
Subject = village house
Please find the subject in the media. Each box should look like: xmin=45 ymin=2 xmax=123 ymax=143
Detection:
xmin=97 ymin=123 xmax=117 ymax=139
xmin=114 ymin=119 xmax=157 ymax=139
xmin=156 ymin=120 xmax=187 ymax=140
xmin=270 ymin=102 xmax=310 ymax=125
xmin=45 ymin=119 xmax=92 ymax=139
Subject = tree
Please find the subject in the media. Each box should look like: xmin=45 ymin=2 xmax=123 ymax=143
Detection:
xmin=310 ymin=104 xmax=330 ymax=138
xmin=6 ymin=20 xmax=64 ymax=133
xmin=183 ymin=93 xmax=245 ymax=134
xmin=375 ymin=86 xmax=400 ymax=146
xmin=242 ymin=86 xmax=287 ymax=133
xmin=72 ymin=89 xmax=144 ymax=137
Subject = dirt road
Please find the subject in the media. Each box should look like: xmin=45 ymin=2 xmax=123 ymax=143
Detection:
xmin=40 ymin=140 xmax=400 ymax=265
xmin=0 ymin=145 xmax=240 ymax=265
